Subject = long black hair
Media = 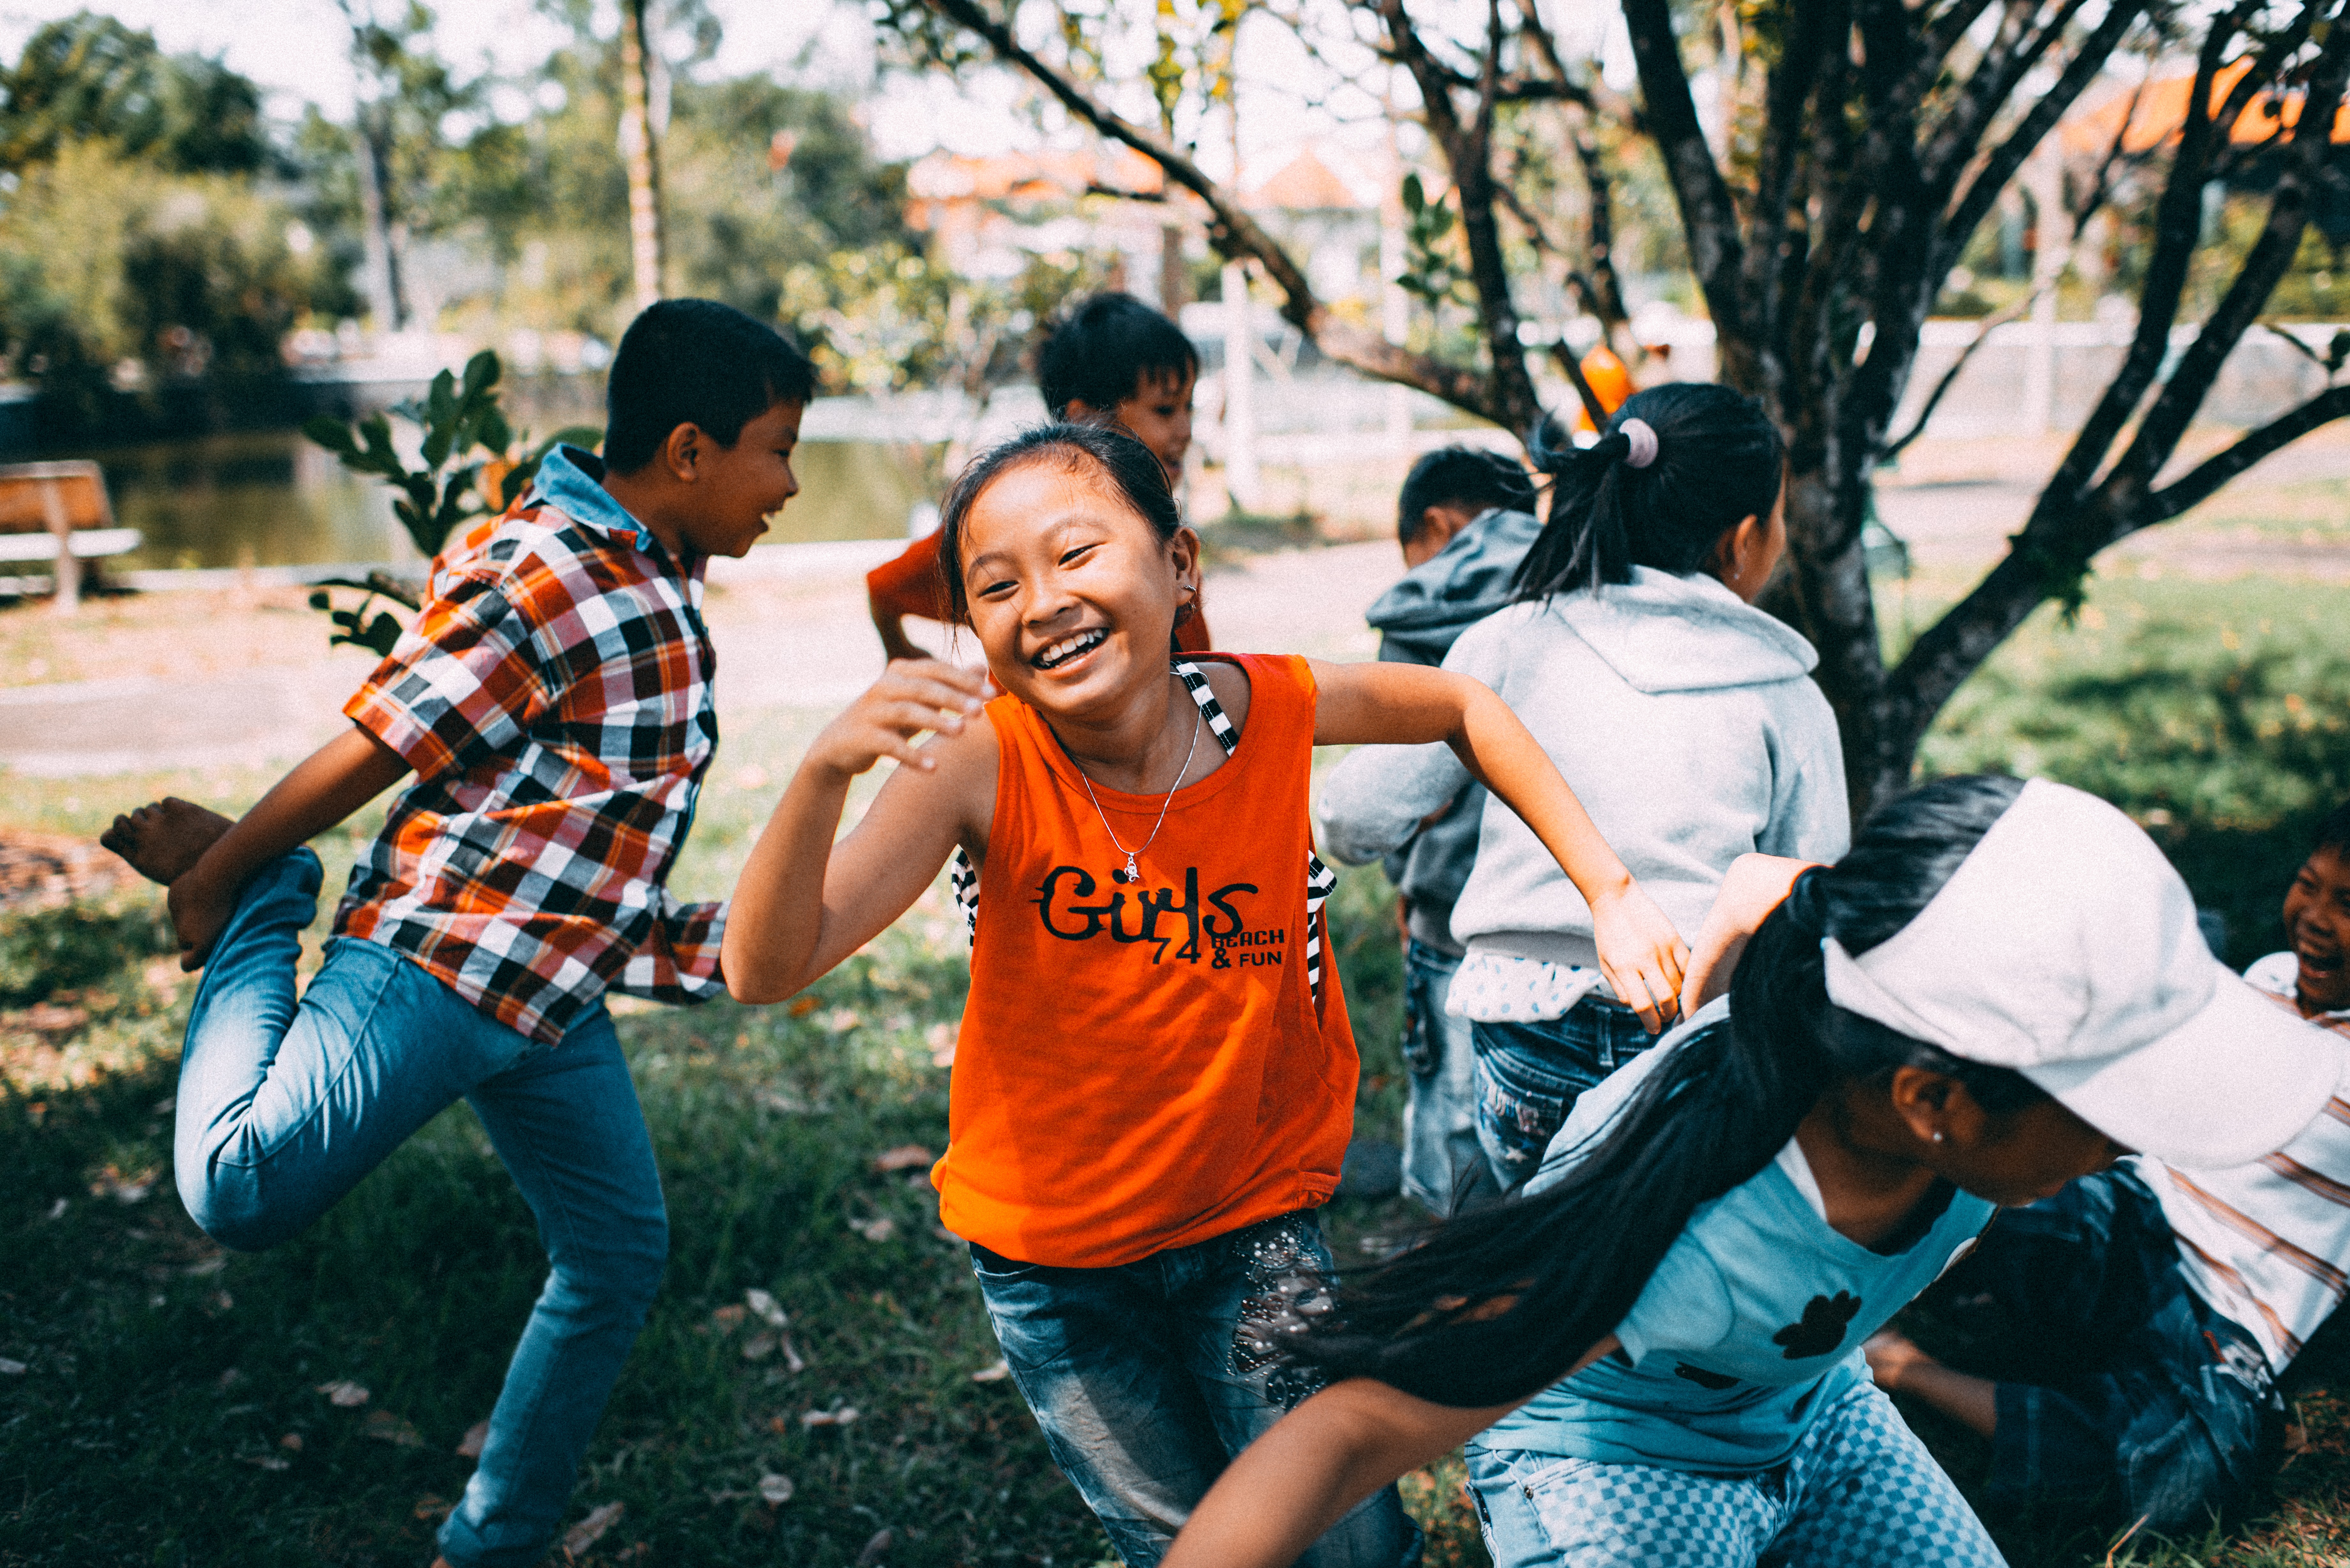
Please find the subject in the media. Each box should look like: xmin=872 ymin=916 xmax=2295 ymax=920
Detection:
xmin=933 ymin=421 xmax=1184 ymax=627
xmin=1514 ymin=382 xmax=1785 ymax=599
xmin=1278 ymin=774 xmax=2046 ymax=1409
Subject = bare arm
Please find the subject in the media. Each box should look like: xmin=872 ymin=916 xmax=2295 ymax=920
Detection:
xmin=1163 ymin=1335 xmax=1622 ymax=1568
xmin=1678 ymin=853 xmax=1822 ymax=1016
xmin=723 ymin=659 xmax=992 ymax=1003
xmin=871 ymin=602 xmax=933 ymax=665
xmin=1309 ymin=659 xmax=1687 ymax=1031
xmin=171 ymin=724 xmax=413 ymax=967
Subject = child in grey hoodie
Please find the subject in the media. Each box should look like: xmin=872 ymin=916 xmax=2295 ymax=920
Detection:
xmin=1317 ymin=385 xmax=1849 ymax=1191
xmin=1329 ymin=448 xmax=1542 ymax=1215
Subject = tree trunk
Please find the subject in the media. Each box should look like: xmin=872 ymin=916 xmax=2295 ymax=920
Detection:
xmin=353 ymin=108 xmax=407 ymax=332
xmin=618 ymin=0 xmax=666 ymax=315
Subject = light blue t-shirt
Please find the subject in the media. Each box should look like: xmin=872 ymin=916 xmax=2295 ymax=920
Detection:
xmin=1478 ymin=1001 xmax=1995 ymax=1472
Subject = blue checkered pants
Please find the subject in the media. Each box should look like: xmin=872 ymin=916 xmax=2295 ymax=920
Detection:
xmin=1464 ymin=1382 xmax=2006 ymax=1567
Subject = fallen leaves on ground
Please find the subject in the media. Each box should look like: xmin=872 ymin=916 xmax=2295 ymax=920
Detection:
xmin=847 ymin=1216 xmax=895 ymax=1243
xmin=363 ymin=1410 xmax=423 ymax=1447
xmin=88 ymin=1164 xmax=154 ymax=1204
xmin=0 ymin=1358 xmax=25 ymax=1377
xmin=456 ymin=1420 xmax=490 ymax=1460
xmin=561 ymin=1500 xmax=624 ymax=1559
xmin=314 ymin=1379 xmax=369 ymax=1407
xmin=872 ymin=1144 xmax=933 ymax=1173
xmin=971 ymin=1359 xmax=1009 ymax=1383
xmin=746 ymin=1288 xmax=788 ymax=1326
xmin=855 ymin=1526 xmax=894 ymax=1565
xmin=800 ymin=1406 xmax=859 ymax=1428
xmin=756 ymin=1473 xmax=795 ymax=1506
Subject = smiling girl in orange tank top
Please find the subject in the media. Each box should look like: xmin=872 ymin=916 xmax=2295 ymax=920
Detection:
xmin=721 ymin=423 xmax=1688 ymax=1567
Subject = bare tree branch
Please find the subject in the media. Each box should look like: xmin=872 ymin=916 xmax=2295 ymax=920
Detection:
xmin=2146 ymin=385 xmax=2350 ymax=519
xmin=1619 ymin=0 xmax=1752 ymax=373
xmin=914 ymin=0 xmax=1511 ymax=424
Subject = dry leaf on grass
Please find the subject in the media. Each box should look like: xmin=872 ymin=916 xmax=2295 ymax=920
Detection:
xmin=800 ymin=1406 xmax=860 ymax=1428
xmin=971 ymin=1359 xmax=1010 ymax=1384
xmin=363 ymin=1410 xmax=423 ymax=1447
xmin=847 ymin=1216 xmax=895 ymax=1243
xmin=746 ymin=1288 xmax=788 ymax=1327
xmin=787 ymin=995 xmax=819 ymax=1017
xmin=742 ymin=1332 xmax=778 ymax=1361
xmin=413 ymin=1494 xmax=452 ymax=1522
xmin=711 ymin=1303 xmax=747 ymax=1330
xmin=277 ymin=1433 xmax=302 ymax=1452
xmin=872 ymin=1145 xmax=933 ymax=1173
xmin=855 ymin=1526 xmax=894 ymax=1565
xmin=757 ymin=1473 xmax=795 ymax=1505
xmin=456 ymin=1420 xmax=490 ymax=1460
xmin=315 ymin=1379 xmax=369 ymax=1407
xmin=240 ymin=1454 xmax=290 ymax=1472
xmin=561 ymin=1501 xmax=624 ymax=1558
xmin=0 ymin=1359 xmax=25 ymax=1377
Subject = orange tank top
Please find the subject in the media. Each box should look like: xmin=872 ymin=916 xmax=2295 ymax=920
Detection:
xmin=935 ymin=653 xmax=1355 ymax=1268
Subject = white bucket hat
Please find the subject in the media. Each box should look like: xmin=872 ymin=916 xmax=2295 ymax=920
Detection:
xmin=1822 ymin=778 xmax=2345 ymax=1168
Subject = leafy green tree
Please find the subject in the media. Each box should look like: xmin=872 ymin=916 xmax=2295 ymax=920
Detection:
xmin=0 ymin=11 xmax=268 ymax=175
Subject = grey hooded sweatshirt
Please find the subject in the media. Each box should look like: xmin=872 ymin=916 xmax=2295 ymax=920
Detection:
xmin=1317 ymin=567 xmax=1851 ymax=970
xmin=1344 ymin=507 xmax=1543 ymax=953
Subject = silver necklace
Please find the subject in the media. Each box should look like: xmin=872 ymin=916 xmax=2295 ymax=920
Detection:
xmin=1073 ymin=678 xmax=1203 ymax=885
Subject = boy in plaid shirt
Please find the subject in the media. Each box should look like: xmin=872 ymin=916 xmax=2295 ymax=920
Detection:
xmin=102 ymin=299 xmax=814 ymax=1568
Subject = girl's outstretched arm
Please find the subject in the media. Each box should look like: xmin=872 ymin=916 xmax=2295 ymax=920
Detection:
xmin=1163 ymin=1332 xmax=1618 ymax=1568
xmin=1160 ymin=1380 xmax=1509 ymax=1568
xmin=1309 ymin=659 xmax=1688 ymax=1030
xmin=724 ymin=659 xmax=994 ymax=1002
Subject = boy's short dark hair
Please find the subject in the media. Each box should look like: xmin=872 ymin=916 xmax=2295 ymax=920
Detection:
xmin=2315 ymin=800 xmax=2350 ymax=856
xmin=1397 ymin=446 xmax=1538 ymax=545
xmin=1037 ymin=293 xmax=1198 ymax=418
xmin=603 ymin=298 xmax=817 ymax=473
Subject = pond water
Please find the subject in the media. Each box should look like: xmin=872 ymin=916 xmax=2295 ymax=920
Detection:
xmin=85 ymin=430 xmax=944 ymax=572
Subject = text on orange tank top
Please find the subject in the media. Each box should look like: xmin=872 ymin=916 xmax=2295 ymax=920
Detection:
xmin=936 ymin=653 xmax=1356 ymax=1268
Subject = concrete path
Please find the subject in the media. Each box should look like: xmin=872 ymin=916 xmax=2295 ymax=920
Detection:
xmin=4 ymin=417 xmax=2342 ymax=780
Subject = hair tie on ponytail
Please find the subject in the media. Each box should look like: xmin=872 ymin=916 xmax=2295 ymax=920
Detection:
xmin=1618 ymin=418 xmax=1659 ymax=470
xmin=1781 ymin=867 xmax=1830 ymax=937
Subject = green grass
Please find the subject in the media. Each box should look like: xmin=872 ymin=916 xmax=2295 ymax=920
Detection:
xmin=7 ymin=567 xmax=2350 ymax=1566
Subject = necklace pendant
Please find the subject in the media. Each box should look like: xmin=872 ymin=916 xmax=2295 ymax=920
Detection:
xmin=1115 ymin=854 xmax=1139 ymax=885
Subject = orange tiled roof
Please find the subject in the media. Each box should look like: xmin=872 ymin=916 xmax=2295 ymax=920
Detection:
xmin=2061 ymin=61 xmax=2350 ymax=155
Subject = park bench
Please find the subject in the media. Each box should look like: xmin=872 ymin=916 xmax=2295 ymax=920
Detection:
xmin=0 ymin=461 xmax=140 ymax=609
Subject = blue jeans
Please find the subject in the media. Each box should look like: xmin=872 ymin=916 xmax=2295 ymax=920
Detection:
xmin=1400 ymin=942 xmax=1498 ymax=1216
xmin=176 ymin=851 xmax=668 ymax=1568
xmin=1466 ymin=1383 xmax=2004 ymax=1567
xmin=1926 ymin=1168 xmax=2277 ymax=1534
xmin=1470 ymin=997 xmax=1656 ymax=1192
xmin=970 ymin=1210 xmax=1420 ymax=1568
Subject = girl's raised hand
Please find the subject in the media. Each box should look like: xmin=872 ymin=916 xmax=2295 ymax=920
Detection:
xmin=1587 ymin=881 xmax=1690 ymax=1034
xmin=808 ymin=658 xmax=992 ymax=780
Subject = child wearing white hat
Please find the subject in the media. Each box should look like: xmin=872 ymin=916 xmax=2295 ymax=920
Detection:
xmin=1865 ymin=799 xmax=2350 ymax=1535
xmin=1152 ymin=775 xmax=2345 ymax=1568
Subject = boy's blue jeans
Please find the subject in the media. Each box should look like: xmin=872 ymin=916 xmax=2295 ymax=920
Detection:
xmin=176 ymin=851 xmax=667 ymax=1568
xmin=1400 ymin=941 xmax=1499 ymax=1216
xmin=1470 ymin=997 xmax=1657 ymax=1192
xmin=970 ymin=1210 xmax=1421 ymax=1568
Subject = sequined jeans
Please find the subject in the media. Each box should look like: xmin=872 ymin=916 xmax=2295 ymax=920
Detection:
xmin=969 ymin=1210 xmax=1421 ymax=1568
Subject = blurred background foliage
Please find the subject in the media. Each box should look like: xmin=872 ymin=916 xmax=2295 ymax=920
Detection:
xmin=0 ymin=3 xmax=1119 ymax=437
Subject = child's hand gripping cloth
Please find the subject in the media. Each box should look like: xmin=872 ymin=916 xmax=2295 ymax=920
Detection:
xmin=335 ymin=446 xmax=725 ymax=1045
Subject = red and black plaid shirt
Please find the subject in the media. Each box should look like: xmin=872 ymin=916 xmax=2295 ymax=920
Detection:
xmin=335 ymin=448 xmax=724 ymax=1044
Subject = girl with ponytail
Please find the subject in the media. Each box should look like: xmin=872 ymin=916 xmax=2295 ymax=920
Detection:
xmin=1163 ymin=775 xmax=2346 ymax=1568
xmin=1316 ymin=385 xmax=1848 ymax=1202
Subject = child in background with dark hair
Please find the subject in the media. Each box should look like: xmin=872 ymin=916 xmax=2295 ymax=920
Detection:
xmin=1864 ymin=799 xmax=2350 ymax=1537
xmin=1319 ymin=447 xmax=1541 ymax=1214
xmin=868 ymin=291 xmax=1208 ymax=662
xmin=725 ymin=420 xmax=1687 ymax=1567
xmin=1322 ymin=385 xmax=1850 ymax=1195
xmin=101 ymin=298 xmax=813 ymax=1568
xmin=1161 ymin=778 xmax=2347 ymax=1568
